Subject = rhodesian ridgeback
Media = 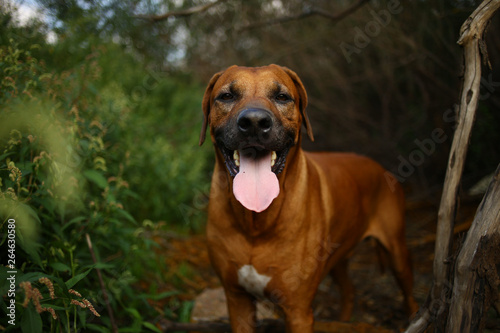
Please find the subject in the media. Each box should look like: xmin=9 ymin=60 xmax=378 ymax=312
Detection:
xmin=199 ymin=65 xmax=418 ymax=332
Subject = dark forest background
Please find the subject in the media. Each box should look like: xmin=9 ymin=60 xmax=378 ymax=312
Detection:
xmin=0 ymin=0 xmax=499 ymax=332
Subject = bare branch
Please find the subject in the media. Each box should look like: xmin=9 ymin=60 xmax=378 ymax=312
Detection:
xmin=405 ymin=1 xmax=500 ymax=332
xmin=135 ymin=0 xmax=226 ymax=22
xmin=239 ymin=0 xmax=370 ymax=31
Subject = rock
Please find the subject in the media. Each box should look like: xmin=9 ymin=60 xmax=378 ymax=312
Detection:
xmin=191 ymin=287 xmax=277 ymax=322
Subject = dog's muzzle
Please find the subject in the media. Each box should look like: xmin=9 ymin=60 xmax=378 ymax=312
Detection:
xmin=216 ymin=107 xmax=291 ymax=178
xmin=237 ymin=108 xmax=273 ymax=138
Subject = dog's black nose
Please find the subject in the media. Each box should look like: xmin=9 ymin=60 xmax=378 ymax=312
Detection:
xmin=237 ymin=109 xmax=273 ymax=135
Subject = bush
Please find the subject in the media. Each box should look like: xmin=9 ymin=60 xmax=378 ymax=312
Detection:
xmin=0 ymin=27 xmax=209 ymax=332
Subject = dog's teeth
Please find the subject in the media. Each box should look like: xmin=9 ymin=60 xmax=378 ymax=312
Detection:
xmin=234 ymin=150 xmax=240 ymax=166
xmin=271 ymin=151 xmax=277 ymax=167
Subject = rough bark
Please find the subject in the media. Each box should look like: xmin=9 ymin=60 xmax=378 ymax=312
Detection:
xmin=446 ymin=165 xmax=500 ymax=332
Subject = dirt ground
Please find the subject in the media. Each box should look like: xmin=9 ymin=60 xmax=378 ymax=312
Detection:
xmin=149 ymin=191 xmax=481 ymax=332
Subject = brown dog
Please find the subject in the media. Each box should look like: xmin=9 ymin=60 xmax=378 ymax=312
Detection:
xmin=199 ymin=65 xmax=418 ymax=333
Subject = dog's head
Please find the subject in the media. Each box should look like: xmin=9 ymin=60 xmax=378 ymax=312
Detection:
xmin=199 ymin=65 xmax=314 ymax=212
xmin=199 ymin=65 xmax=313 ymax=174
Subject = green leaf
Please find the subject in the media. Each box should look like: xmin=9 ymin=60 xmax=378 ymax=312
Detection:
xmin=0 ymin=151 xmax=15 ymax=163
xmin=142 ymin=322 xmax=161 ymax=333
xmin=116 ymin=208 xmax=136 ymax=224
xmin=78 ymin=308 xmax=88 ymax=329
xmin=65 ymin=267 xmax=93 ymax=289
xmin=18 ymin=241 xmax=43 ymax=268
xmin=93 ymin=262 xmax=115 ymax=270
xmin=11 ymin=203 xmax=42 ymax=267
xmin=85 ymin=323 xmax=110 ymax=333
xmin=119 ymin=328 xmax=142 ymax=333
xmin=18 ymin=272 xmax=47 ymax=283
xmin=61 ymin=216 xmax=87 ymax=231
xmin=125 ymin=307 xmax=141 ymax=319
xmin=49 ymin=262 xmax=71 ymax=272
xmin=123 ymin=188 xmax=140 ymax=199
xmin=21 ymin=203 xmax=42 ymax=224
xmin=179 ymin=301 xmax=194 ymax=323
xmin=141 ymin=290 xmax=180 ymax=301
xmin=21 ymin=304 xmax=42 ymax=333
xmin=83 ymin=170 xmax=108 ymax=189
xmin=39 ymin=304 xmax=66 ymax=311
xmin=82 ymin=262 xmax=114 ymax=270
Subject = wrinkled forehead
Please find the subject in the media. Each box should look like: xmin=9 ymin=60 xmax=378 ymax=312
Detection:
xmin=213 ymin=66 xmax=295 ymax=96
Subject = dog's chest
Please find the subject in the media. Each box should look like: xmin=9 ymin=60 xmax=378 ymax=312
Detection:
xmin=237 ymin=264 xmax=272 ymax=298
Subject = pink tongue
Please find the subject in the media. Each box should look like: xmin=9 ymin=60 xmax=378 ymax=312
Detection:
xmin=233 ymin=151 xmax=280 ymax=212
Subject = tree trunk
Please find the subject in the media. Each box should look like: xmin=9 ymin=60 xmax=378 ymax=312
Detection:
xmin=405 ymin=1 xmax=500 ymax=332
xmin=446 ymin=165 xmax=500 ymax=332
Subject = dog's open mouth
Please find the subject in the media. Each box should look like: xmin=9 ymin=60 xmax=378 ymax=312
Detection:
xmin=219 ymin=145 xmax=289 ymax=212
xmin=220 ymin=146 xmax=289 ymax=178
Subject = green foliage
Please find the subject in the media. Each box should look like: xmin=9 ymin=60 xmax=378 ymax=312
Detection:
xmin=0 ymin=10 xmax=210 ymax=331
xmin=86 ymin=42 xmax=212 ymax=227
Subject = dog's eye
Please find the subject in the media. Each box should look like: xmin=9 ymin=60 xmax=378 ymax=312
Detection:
xmin=218 ymin=93 xmax=234 ymax=101
xmin=275 ymin=93 xmax=291 ymax=102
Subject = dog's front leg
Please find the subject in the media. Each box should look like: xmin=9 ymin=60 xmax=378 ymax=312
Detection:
xmin=226 ymin=290 xmax=257 ymax=333
xmin=282 ymin=305 xmax=314 ymax=333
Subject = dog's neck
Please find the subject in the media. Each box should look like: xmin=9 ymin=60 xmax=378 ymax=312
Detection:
xmin=212 ymin=141 xmax=308 ymax=237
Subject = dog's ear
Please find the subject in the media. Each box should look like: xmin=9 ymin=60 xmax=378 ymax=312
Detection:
xmin=199 ymin=71 xmax=223 ymax=146
xmin=278 ymin=66 xmax=314 ymax=142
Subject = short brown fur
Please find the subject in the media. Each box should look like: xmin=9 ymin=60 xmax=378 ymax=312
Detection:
xmin=200 ymin=65 xmax=418 ymax=333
